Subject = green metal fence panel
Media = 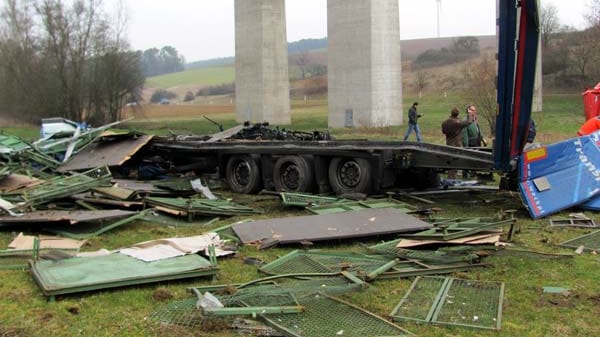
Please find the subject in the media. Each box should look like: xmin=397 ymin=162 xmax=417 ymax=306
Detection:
xmin=391 ymin=276 xmax=449 ymax=323
xmin=391 ymin=276 xmax=505 ymax=330
xmin=259 ymin=250 xmax=397 ymax=278
xmin=151 ymin=275 xmax=365 ymax=328
xmin=31 ymin=253 xmax=218 ymax=297
xmin=145 ymin=196 xmax=259 ymax=217
xmin=431 ymin=278 xmax=504 ymax=330
xmin=307 ymin=199 xmax=415 ymax=215
xmin=560 ymin=230 xmax=600 ymax=252
xmin=367 ymin=239 xmax=480 ymax=264
xmin=2 ymin=167 xmax=111 ymax=207
xmin=401 ymin=218 xmax=515 ymax=241
xmin=280 ymin=192 xmax=344 ymax=207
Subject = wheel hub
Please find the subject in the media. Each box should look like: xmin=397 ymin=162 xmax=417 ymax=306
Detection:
xmin=282 ymin=164 xmax=300 ymax=190
xmin=234 ymin=161 xmax=251 ymax=186
xmin=339 ymin=161 xmax=361 ymax=187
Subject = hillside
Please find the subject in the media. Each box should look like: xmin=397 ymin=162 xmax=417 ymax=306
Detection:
xmin=186 ymin=35 xmax=496 ymax=69
xmin=146 ymin=35 xmax=497 ymax=100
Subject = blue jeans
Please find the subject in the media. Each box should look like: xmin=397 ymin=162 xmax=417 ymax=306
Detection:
xmin=403 ymin=123 xmax=422 ymax=142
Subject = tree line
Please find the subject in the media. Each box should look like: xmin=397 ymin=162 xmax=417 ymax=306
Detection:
xmin=0 ymin=0 xmax=146 ymax=125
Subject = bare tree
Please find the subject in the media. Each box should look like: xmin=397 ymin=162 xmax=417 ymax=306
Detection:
xmin=294 ymin=51 xmax=311 ymax=80
xmin=414 ymin=71 xmax=428 ymax=98
xmin=462 ymin=54 xmax=497 ymax=135
xmin=540 ymin=3 xmax=560 ymax=47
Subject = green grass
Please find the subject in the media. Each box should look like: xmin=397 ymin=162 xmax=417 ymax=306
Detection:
xmin=1 ymin=93 xmax=599 ymax=337
xmin=145 ymin=66 xmax=235 ymax=89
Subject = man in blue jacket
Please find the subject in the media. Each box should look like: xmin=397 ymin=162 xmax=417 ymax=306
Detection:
xmin=403 ymin=102 xmax=422 ymax=142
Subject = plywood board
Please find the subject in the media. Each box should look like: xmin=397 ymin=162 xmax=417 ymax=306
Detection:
xmin=232 ymin=208 xmax=432 ymax=249
xmin=0 ymin=174 xmax=42 ymax=193
xmin=8 ymin=233 xmax=85 ymax=250
xmin=58 ymin=135 xmax=153 ymax=172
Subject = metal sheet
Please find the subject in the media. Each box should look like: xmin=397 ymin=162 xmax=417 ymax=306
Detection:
xmin=31 ymin=253 xmax=217 ymax=297
xmin=232 ymin=208 xmax=432 ymax=248
xmin=0 ymin=210 xmax=135 ymax=225
xmin=58 ymin=135 xmax=153 ymax=172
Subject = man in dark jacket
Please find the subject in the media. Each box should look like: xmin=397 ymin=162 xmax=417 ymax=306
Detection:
xmin=403 ymin=102 xmax=422 ymax=142
xmin=442 ymin=107 xmax=472 ymax=179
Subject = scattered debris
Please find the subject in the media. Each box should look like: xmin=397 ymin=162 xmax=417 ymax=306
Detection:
xmin=146 ymin=197 xmax=260 ymax=219
xmin=118 ymin=233 xmax=233 ymax=262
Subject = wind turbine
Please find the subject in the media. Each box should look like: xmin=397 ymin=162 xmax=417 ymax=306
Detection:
xmin=436 ymin=0 xmax=442 ymax=37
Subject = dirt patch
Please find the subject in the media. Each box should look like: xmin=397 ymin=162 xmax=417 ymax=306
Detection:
xmin=67 ymin=306 xmax=80 ymax=315
xmin=0 ymin=325 xmax=29 ymax=337
xmin=539 ymin=291 xmax=580 ymax=308
xmin=152 ymin=288 xmax=174 ymax=302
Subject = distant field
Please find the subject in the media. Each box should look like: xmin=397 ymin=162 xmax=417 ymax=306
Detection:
xmin=145 ymin=66 xmax=235 ymax=89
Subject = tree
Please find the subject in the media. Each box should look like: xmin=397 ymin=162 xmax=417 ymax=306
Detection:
xmin=462 ymin=54 xmax=497 ymax=135
xmin=150 ymin=89 xmax=177 ymax=103
xmin=294 ymin=51 xmax=311 ymax=80
xmin=540 ymin=3 xmax=560 ymax=47
xmin=184 ymin=91 xmax=195 ymax=102
xmin=0 ymin=0 xmax=144 ymax=124
xmin=414 ymin=71 xmax=428 ymax=98
xmin=141 ymin=46 xmax=185 ymax=76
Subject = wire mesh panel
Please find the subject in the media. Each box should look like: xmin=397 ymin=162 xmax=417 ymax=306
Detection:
xmin=259 ymin=251 xmax=395 ymax=276
xmin=391 ymin=276 xmax=448 ymax=322
xmin=560 ymin=230 xmax=600 ymax=251
xmin=262 ymin=293 xmax=412 ymax=337
xmin=150 ymin=276 xmax=365 ymax=330
xmin=148 ymin=297 xmax=206 ymax=327
xmin=280 ymin=192 xmax=342 ymax=207
xmin=390 ymin=277 xmax=504 ymax=330
xmin=432 ymin=278 xmax=504 ymax=330
xmin=368 ymin=240 xmax=480 ymax=264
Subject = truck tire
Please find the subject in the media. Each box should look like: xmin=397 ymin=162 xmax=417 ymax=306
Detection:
xmin=328 ymin=157 xmax=371 ymax=194
xmin=225 ymin=155 xmax=262 ymax=194
xmin=273 ymin=155 xmax=315 ymax=192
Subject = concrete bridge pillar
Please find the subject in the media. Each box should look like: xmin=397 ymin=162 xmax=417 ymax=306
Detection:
xmin=234 ymin=0 xmax=291 ymax=124
xmin=327 ymin=0 xmax=403 ymax=128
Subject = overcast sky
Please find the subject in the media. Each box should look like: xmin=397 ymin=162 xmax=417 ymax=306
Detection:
xmin=125 ymin=0 xmax=589 ymax=62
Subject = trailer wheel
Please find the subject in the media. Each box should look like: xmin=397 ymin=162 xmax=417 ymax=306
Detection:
xmin=273 ymin=155 xmax=314 ymax=192
xmin=225 ymin=155 xmax=262 ymax=194
xmin=328 ymin=157 xmax=371 ymax=194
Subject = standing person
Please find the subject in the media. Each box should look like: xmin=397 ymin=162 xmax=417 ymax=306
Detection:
xmin=442 ymin=107 xmax=472 ymax=179
xmin=403 ymin=102 xmax=423 ymax=142
xmin=462 ymin=105 xmax=486 ymax=147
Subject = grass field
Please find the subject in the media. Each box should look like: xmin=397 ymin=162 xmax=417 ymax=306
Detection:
xmin=1 ymin=93 xmax=598 ymax=337
xmin=145 ymin=66 xmax=235 ymax=89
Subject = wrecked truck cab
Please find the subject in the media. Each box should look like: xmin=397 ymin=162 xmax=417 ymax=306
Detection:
xmin=40 ymin=118 xmax=89 ymax=139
